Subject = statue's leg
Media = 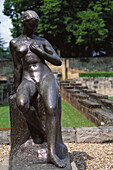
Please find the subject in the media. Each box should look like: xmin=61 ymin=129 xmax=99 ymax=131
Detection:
xmin=57 ymin=94 xmax=63 ymax=144
xmin=57 ymin=94 xmax=72 ymax=170
xmin=16 ymin=80 xmax=45 ymax=143
xmin=40 ymin=75 xmax=65 ymax=168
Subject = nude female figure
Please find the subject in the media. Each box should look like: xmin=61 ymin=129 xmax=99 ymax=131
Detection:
xmin=10 ymin=10 xmax=68 ymax=168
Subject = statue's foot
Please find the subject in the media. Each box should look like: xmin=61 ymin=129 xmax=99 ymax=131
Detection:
xmin=56 ymin=143 xmax=72 ymax=169
xmin=48 ymin=152 xmax=66 ymax=168
xmin=63 ymin=157 xmax=72 ymax=170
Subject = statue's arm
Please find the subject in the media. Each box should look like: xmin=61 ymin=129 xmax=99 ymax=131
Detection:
xmin=30 ymin=39 xmax=62 ymax=66
xmin=10 ymin=40 xmax=22 ymax=93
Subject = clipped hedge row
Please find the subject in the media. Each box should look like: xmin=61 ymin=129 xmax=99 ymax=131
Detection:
xmin=79 ymin=72 xmax=113 ymax=77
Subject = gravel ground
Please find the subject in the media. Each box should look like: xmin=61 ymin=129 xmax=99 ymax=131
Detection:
xmin=65 ymin=143 xmax=113 ymax=170
xmin=0 ymin=143 xmax=113 ymax=170
xmin=0 ymin=145 xmax=10 ymax=163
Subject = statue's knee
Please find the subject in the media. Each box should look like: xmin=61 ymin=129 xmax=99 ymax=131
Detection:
xmin=47 ymin=105 xmax=57 ymax=116
xmin=16 ymin=97 xmax=29 ymax=113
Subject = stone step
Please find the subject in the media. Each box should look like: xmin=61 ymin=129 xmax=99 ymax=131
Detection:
xmin=70 ymin=83 xmax=82 ymax=86
xmin=65 ymin=79 xmax=73 ymax=82
xmin=101 ymin=99 xmax=113 ymax=112
xmin=60 ymin=82 xmax=70 ymax=86
xmin=92 ymin=109 xmax=113 ymax=125
xmin=74 ymin=86 xmax=88 ymax=90
xmin=72 ymin=93 xmax=89 ymax=99
xmin=81 ymin=89 xmax=96 ymax=94
xmin=89 ymin=93 xmax=108 ymax=101
xmin=79 ymin=99 xmax=101 ymax=108
xmin=60 ymin=80 xmax=71 ymax=84
xmin=67 ymin=89 xmax=80 ymax=93
xmin=63 ymin=86 xmax=74 ymax=89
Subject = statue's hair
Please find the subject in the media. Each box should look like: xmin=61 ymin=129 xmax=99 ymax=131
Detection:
xmin=21 ymin=10 xmax=40 ymax=23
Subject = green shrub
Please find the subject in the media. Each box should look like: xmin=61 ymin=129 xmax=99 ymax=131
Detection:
xmin=79 ymin=72 xmax=113 ymax=77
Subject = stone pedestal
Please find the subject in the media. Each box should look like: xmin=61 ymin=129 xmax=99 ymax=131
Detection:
xmin=9 ymin=94 xmax=75 ymax=170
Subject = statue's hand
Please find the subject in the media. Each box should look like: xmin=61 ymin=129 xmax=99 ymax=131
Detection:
xmin=30 ymin=42 xmax=45 ymax=56
xmin=9 ymin=93 xmax=16 ymax=100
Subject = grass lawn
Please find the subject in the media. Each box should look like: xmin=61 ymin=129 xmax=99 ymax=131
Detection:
xmin=61 ymin=100 xmax=95 ymax=127
xmin=0 ymin=100 xmax=95 ymax=129
xmin=109 ymin=97 xmax=113 ymax=100
xmin=0 ymin=103 xmax=10 ymax=129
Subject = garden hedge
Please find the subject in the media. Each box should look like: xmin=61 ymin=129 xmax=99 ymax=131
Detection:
xmin=79 ymin=72 xmax=113 ymax=77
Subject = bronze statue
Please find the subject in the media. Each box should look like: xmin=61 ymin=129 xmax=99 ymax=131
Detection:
xmin=10 ymin=10 xmax=71 ymax=169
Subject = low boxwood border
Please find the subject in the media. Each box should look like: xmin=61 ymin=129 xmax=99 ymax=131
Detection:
xmin=79 ymin=72 xmax=113 ymax=77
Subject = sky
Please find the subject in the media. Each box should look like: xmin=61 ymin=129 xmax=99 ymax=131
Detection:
xmin=0 ymin=0 xmax=12 ymax=47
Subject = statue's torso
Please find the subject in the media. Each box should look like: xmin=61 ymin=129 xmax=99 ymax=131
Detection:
xmin=14 ymin=35 xmax=52 ymax=83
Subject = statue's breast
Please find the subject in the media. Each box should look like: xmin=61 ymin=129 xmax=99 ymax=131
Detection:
xmin=16 ymin=43 xmax=28 ymax=58
xmin=15 ymin=38 xmax=44 ymax=64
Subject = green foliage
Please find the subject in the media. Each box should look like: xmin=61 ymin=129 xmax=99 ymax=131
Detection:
xmin=108 ymin=97 xmax=113 ymax=100
xmin=79 ymin=72 xmax=113 ymax=77
xmin=88 ymin=0 xmax=113 ymax=53
xmin=3 ymin=0 xmax=113 ymax=57
xmin=3 ymin=0 xmax=43 ymax=37
xmin=0 ymin=35 xmax=11 ymax=58
xmin=4 ymin=47 xmax=12 ymax=59
xmin=75 ymin=9 xmax=108 ymax=44
xmin=2 ymin=66 xmax=13 ymax=76
xmin=0 ymin=36 xmax=6 ymax=49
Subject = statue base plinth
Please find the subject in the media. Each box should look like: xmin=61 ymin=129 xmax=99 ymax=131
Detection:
xmin=9 ymin=139 xmax=76 ymax=170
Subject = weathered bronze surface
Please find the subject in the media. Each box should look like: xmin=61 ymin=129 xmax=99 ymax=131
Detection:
xmin=9 ymin=10 xmax=71 ymax=169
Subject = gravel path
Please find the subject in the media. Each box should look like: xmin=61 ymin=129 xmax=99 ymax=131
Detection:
xmin=0 ymin=145 xmax=10 ymax=163
xmin=0 ymin=143 xmax=113 ymax=169
xmin=65 ymin=143 xmax=113 ymax=170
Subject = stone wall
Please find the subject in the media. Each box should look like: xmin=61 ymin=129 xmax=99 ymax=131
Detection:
xmin=0 ymin=83 xmax=14 ymax=105
xmin=60 ymin=79 xmax=113 ymax=126
xmin=1 ymin=57 xmax=113 ymax=80
xmin=1 ymin=126 xmax=113 ymax=144
xmin=73 ymin=77 xmax=113 ymax=97
xmin=0 ymin=59 xmax=13 ymax=77
xmin=48 ymin=57 xmax=113 ymax=80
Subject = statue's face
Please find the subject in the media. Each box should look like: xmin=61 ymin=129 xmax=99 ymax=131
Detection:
xmin=23 ymin=19 xmax=39 ymax=36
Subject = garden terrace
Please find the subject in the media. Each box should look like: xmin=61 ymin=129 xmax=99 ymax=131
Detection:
xmin=60 ymin=79 xmax=113 ymax=126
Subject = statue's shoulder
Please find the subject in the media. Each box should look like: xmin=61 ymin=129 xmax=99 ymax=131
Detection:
xmin=10 ymin=36 xmax=21 ymax=47
xmin=33 ymin=35 xmax=47 ymax=43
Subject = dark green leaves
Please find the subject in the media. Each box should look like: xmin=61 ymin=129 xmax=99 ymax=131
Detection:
xmin=3 ymin=0 xmax=113 ymax=57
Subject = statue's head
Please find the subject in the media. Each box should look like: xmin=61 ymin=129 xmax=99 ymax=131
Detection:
xmin=21 ymin=10 xmax=40 ymax=36
xmin=21 ymin=10 xmax=40 ymax=23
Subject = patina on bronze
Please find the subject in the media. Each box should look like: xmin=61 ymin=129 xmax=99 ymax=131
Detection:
xmin=10 ymin=10 xmax=71 ymax=169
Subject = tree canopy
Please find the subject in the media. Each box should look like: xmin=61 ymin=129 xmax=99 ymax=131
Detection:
xmin=3 ymin=0 xmax=113 ymax=57
xmin=0 ymin=34 xmax=11 ymax=59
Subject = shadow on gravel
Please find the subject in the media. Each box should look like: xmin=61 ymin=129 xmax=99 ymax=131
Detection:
xmin=72 ymin=151 xmax=94 ymax=170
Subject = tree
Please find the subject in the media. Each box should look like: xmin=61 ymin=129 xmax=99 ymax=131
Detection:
xmin=3 ymin=0 xmax=113 ymax=57
xmin=73 ymin=9 xmax=108 ymax=56
xmin=88 ymin=0 xmax=113 ymax=54
xmin=0 ymin=34 xmax=11 ymax=58
xmin=3 ymin=0 xmax=43 ymax=37
xmin=0 ymin=35 xmax=6 ymax=58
